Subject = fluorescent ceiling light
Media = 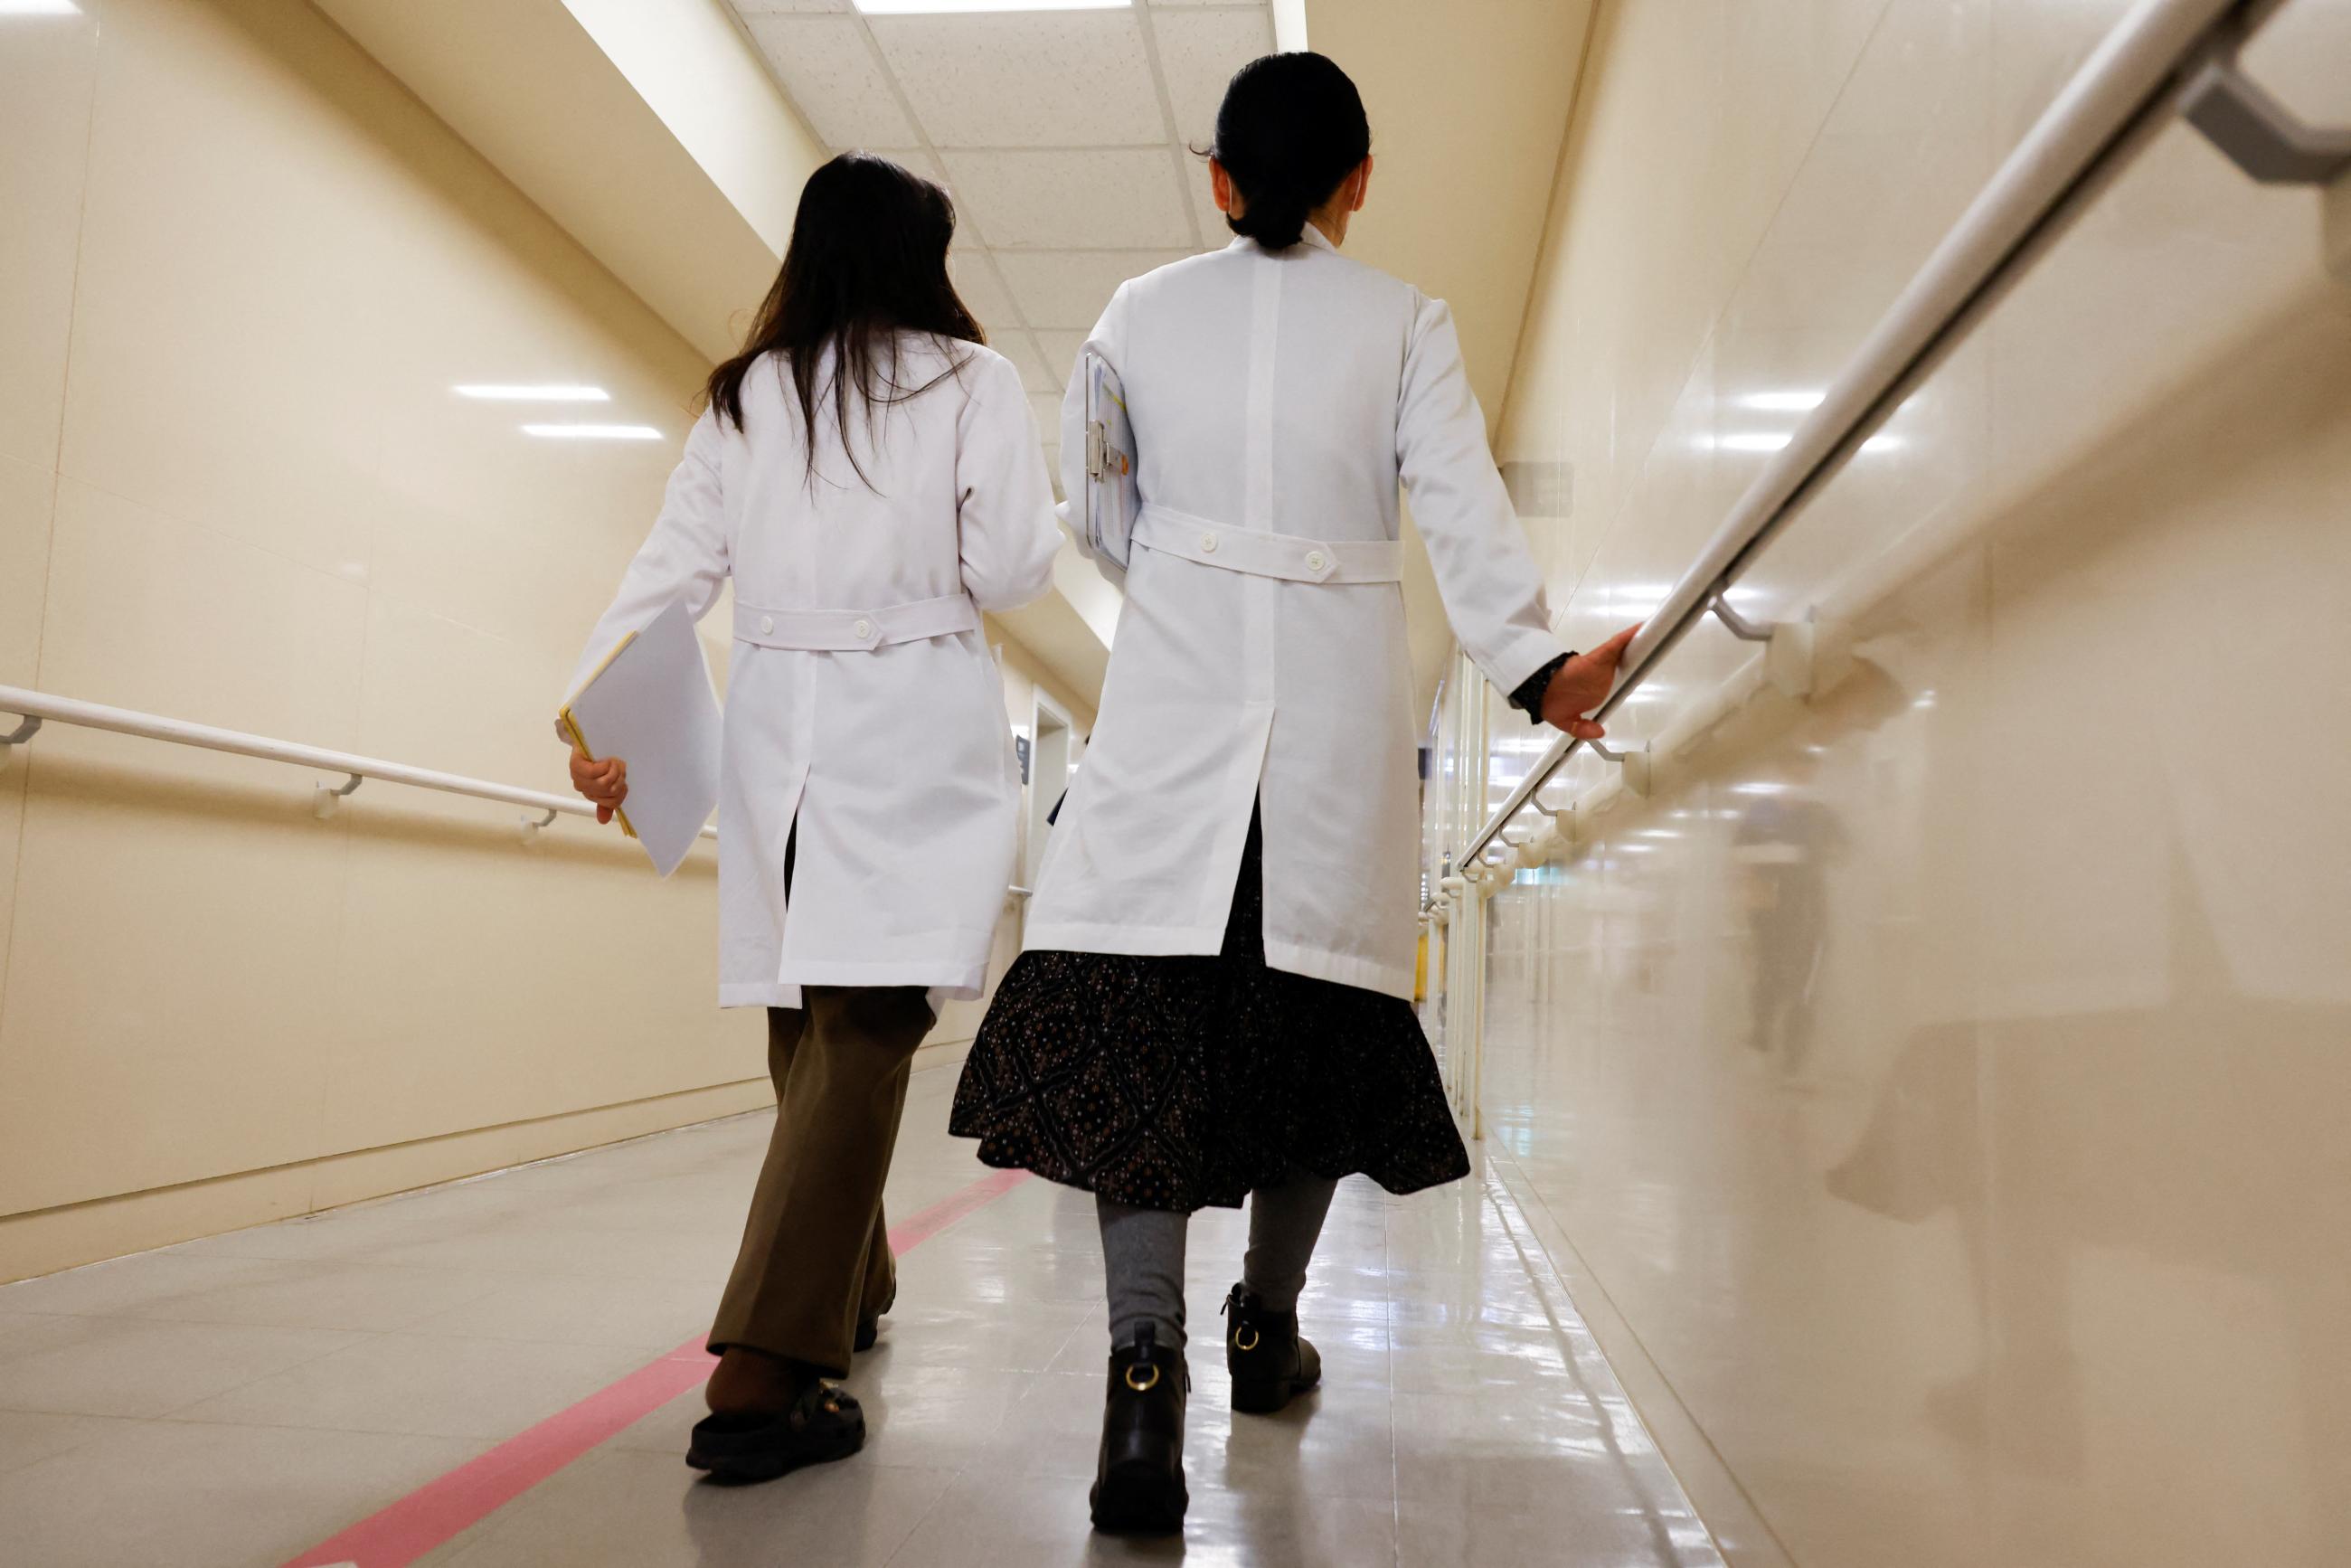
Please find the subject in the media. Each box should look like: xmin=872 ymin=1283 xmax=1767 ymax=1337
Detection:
xmin=522 ymin=423 xmax=664 ymax=440
xmin=1741 ymin=390 xmax=1825 ymax=411
xmin=458 ymin=383 xmax=610 ymax=401
xmin=1731 ymin=781 xmax=1789 ymax=796
xmin=0 ymin=1 xmax=82 ymax=14
xmin=854 ymin=0 xmax=1129 ymax=13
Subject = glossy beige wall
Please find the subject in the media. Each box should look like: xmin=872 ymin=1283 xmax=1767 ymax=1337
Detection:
xmin=1459 ymin=1 xmax=2351 ymax=1564
xmin=0 ymin=0 xmax=1048 ymax=1283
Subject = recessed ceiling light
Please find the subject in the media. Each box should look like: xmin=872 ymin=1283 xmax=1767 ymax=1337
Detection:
xmin=1740 ymin=390 xmax=1825 ymax=411
xmin=0 ymin=1 xmax=82 ymax=14
xmin=853 ymin=0 xmax=1130 ymax=13
xmin=457 ymin=383 xmax=610 ymax=401
xmin=521 ymin=424 xmax=665 ymax=440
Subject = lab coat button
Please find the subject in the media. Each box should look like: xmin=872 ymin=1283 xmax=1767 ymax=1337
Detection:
xmin=1200 ymin=532 xmax=1219 ymax=553
xmin=1307 ymin=551 xmax=1327 ymax=571
xmin=854 ymin=618 xmax=874 ymax=640
xmin=760 ymin=615 xmax=774 ymax=635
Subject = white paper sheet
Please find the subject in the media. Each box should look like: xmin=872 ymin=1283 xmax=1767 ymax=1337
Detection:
xmin=558 ymin=598 xmax=722 ymax=877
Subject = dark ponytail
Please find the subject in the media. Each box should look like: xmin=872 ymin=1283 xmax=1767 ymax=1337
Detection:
xmin=1209 ymin=52 xmax=1371 ymax=250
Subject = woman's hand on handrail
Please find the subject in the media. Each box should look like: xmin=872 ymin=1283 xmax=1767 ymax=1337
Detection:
xmin=569 ymin=747 xmax=628 ymax=825
xmin=1539 ymin=624 xmax=1640 ymax=741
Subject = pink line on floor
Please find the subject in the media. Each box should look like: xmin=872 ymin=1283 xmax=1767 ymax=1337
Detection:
xmin=279 ymin=1167 xmax=1032 ymax=1568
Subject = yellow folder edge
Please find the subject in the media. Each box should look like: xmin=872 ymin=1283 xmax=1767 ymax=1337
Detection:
xmin=557 ymin=628 xmax=639 ymax=841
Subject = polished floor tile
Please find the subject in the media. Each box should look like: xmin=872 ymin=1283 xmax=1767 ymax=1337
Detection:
xmin=0 ymin=1415 xmax=486 ymax=1568
xmin=0 ymin=1407 xmax=137 ymax=1476
xmin=169 ymin=1330 xmax=662 ymax=1439
xmin=0 ymin=1316 xmax=363 ymax=1418
xmin=0 ymin=1056 xmax=1720 ymax=1565
xmin=420 ymin=1449 xmax=960 ymax=1568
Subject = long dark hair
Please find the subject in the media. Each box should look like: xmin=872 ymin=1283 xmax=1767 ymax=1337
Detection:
xmin=704 ymin=153 xmax=985 ymax=486
xmin=1210 ymin=52 xmax=1371 ymax=250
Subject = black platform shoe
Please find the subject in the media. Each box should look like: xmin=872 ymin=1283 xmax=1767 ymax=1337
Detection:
xmin=1223 ymin=1283 xmax=1321 ymax=1414
xmin=1090 ymin=1323 xmax=1188 ymax=1535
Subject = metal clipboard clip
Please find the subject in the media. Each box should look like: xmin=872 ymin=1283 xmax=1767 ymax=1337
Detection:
xmin=1081 ymin=349 xmax=1138 ymax=569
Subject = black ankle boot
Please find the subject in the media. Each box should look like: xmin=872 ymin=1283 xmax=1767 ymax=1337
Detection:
xmin=1090 ymin=1323 xmax=1188 ymax=1535
xmin=1223 ymin=1283 xmax=1321 ymax=1414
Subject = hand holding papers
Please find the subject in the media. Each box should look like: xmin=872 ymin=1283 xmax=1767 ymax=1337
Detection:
xmin=556 ymin=597 xmax=722 ymax=877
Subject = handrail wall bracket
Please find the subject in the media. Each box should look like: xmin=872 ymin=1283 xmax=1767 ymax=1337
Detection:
xmin=1586 ymin=739 xmax=1654 ymax=798
xmin=0 ymin=714 xmax=41 ymax=768
xmin=1533 ymin=792 xmax=1579 ymax=850
xmin=1709 ymin=591 xmax=1818 ymax=700
xmin=2180 ymin=54 xmax=2351 ymax=188
xmin=313 ymin=772 xmax=364 ymax=821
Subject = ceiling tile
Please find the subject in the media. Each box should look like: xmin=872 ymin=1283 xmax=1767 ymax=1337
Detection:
xmin=948 ymin=249 xmax=1020 ymax=333
xmin=735 ymin=0 xmax=849 ymax=12
xmin=994 ymin=250 xmax=1192 ymax=329
xmin=747 ymin=16 xmax=917 ymax=148
xmin=1028 ymin=391 xmax=1065 ymax=435
xmin=942 ymin=149 xmax=1196 ymax=250
xmin=872 ymin=146 xmax=949 ymax=184
xmin=869 ymin=13 xmax=1166 ymax=148
xmin=996 ymin=333 xmax=1062 ymax=393
xmin=1032 ymin=330 xmax=1092 ymax=387
xmin=1149 ymin=7 xmax=1272 ymax=149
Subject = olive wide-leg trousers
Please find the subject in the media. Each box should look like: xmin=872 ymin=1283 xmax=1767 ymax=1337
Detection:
xmin=706 ymin=987 xmax=932 ymax=1378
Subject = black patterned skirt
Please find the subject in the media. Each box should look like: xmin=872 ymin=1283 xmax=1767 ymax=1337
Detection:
xmin=949 ymin=812 xmax=1471 ymax=1214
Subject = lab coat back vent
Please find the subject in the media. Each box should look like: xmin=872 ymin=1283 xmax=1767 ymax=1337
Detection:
xmin=1023 ymin=232 xmax=1564 ymax=999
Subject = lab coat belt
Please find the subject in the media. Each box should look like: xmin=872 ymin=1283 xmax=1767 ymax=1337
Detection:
xmin=732 ymin=593 xmax=980 ymax=651
xmin=1134 ymin=507 xmax=1402 ymax=584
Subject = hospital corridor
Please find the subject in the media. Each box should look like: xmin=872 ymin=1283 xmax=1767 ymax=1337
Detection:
xmin=3 ymin=1 xmax=2348 ymax=1565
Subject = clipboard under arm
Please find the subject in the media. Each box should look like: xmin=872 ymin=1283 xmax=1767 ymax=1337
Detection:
xmin=1081 ymin=350 xmax=1139 ymax=571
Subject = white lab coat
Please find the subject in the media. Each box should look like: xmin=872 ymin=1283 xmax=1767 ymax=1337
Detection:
xmin=566 ymin=339 xmax=1060 ymax=1008
xmin=1024 ymin=229 xmax=1565 ymax=999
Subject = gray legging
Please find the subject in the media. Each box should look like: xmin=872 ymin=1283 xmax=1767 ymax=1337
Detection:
xmin=1098 ymin=1173 xmax=1338 ymax=1350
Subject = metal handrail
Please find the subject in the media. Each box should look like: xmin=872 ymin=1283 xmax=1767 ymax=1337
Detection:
xmin=0 ymin=687 xmax=1068 ymax=893
xmin=1461 ymin=0 xmax=2292 ymax=867
xmin=0 ymin=684 xmax=717 ymax=842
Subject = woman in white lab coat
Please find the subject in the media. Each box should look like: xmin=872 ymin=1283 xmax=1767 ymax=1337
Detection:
xmin=948 ymin=55 xmax=1636 ymax=1534
xmin=565 ymin=153 xmax=1059 ymax=1484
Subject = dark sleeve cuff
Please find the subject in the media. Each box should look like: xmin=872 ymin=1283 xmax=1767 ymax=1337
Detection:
xmin=1508 ymin=651 xmax=1572 ymax=723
